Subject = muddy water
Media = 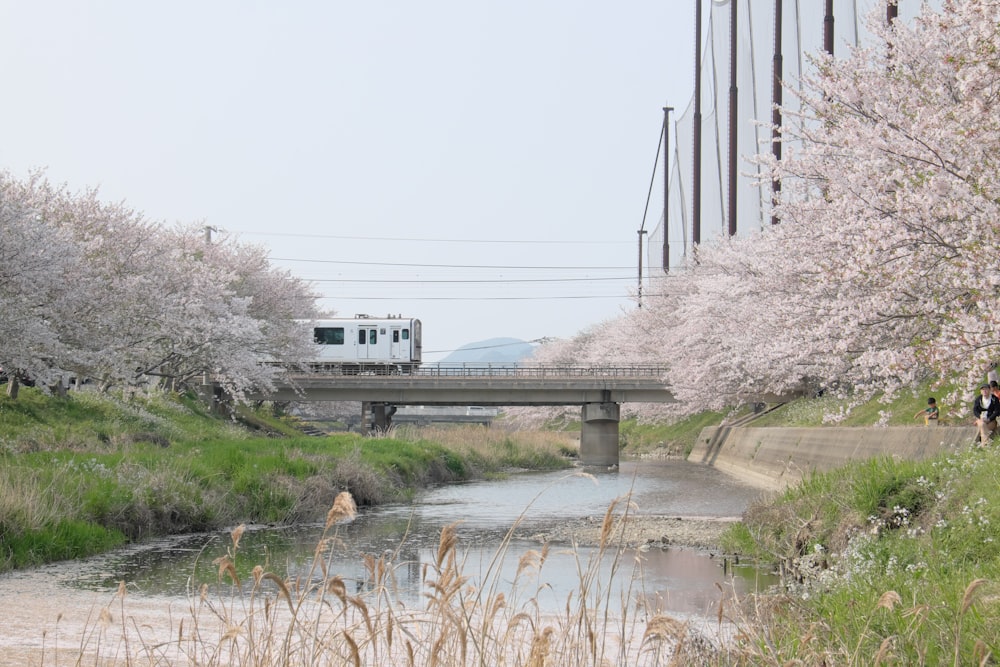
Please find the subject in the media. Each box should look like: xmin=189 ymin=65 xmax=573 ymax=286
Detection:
xmin=0 ymin=461 xmax=775 ymax=661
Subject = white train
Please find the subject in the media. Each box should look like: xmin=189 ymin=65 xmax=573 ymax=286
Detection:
xmin=305 ymin=315 xmax=422 ymax=374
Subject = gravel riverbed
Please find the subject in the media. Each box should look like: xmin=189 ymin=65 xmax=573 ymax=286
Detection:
xmin=518 ymin=514 xmax=739 ymax=552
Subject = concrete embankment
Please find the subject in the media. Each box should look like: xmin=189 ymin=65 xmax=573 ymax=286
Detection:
xmin=688 ymin=424 xmax=978 ymax=490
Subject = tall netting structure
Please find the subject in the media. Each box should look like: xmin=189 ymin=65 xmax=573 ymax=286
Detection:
xmin=644 ymin=0 xmax=941 ymax=277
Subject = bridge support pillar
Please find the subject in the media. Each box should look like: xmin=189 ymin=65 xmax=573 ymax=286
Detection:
xmin=580 ymin=402 xmax=620 ymax=467
xmin=364 ymin=402 xmax=397 ymax=432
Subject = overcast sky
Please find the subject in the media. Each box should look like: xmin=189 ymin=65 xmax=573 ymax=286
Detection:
xmin=0 ymin=2 xmax=695 ymax=361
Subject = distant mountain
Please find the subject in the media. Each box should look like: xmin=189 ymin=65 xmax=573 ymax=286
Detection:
xmin=438 ymin=338 xmax=535 ymax=364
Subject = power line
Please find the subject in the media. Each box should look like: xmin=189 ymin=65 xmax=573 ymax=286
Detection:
xmin=240 ymin=231 xmax=630 ymax=245
xmin=318 ymin=294 xmax=632 ymax=301
xmin=271 ymin=257 xmax=633 ymax=270
xmin=307 ymin=277 xmax=633 ymax=284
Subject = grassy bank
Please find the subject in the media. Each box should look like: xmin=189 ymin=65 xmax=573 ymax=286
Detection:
xmin=615 ymin=384 xmax=941 ymax=458
xmin=0 ymin=387 xmax=573 ymax=572
xmin=620 ymin=410 xmax=729 ymax=458
xmin=718 ymin=445 xmax=999 ymax=663
xmin=613 ymin=386 xmax=999 ymax=663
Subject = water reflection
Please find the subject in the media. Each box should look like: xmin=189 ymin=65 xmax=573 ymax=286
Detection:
xmin=400 ymin=461 xmax=760 ymax=527
xmin=62 ymin=519 xmax=772 ymax=620
xmin=44 ymin=462 xmax=776 ymax=620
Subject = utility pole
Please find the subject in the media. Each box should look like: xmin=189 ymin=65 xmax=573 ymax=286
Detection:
xmin=771 ymin=0 xmax=783 ymax=225
xmin=637 ymin=116 xmax=666 ymax=306
xmin=824 ymin=0 xmax=834 ymax=56
xmin=693 ymin=0 xmax=702 ymax=247
xmin=637 ymin=229 xmax=648 ymax=307
xmin=728 ymin=0 xmax=738 ymax=237
xmin=662 ymin=105 xmax=674 ymax=273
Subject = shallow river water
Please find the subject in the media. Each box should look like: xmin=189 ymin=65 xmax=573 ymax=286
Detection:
xmin=0 ymin=460 xmax=776 ymax=662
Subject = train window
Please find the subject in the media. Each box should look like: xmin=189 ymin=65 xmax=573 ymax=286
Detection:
xmin=402 ymin=329 xmax=409 ymax=340
xmin=315 ymin=328 xmax=345 ymax=345
xmin=358 ymin=330 xmax=366 ymax=345
xmin=392 ymin=331 xmax=400 ymax=343
xmin=369 ymin=330 xmax=377 ymax=344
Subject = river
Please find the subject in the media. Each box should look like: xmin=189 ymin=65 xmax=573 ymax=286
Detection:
xmin=0 ymin=460 xmax=775 ymax=664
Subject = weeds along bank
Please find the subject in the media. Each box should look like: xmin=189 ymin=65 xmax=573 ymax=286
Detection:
xmin=676 ymin=394 xmax=1000 ymax=662
xmin=717 ymin=447 xmax=1000 ymax=664
xmin=622 ymin=391 xmax=999 ymax=662
xmin=0 ymin=388 xmax=574 ymax=571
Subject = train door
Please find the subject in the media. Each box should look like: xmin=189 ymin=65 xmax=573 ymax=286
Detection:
xmin=357 ymin=326 xmax=377 ymax=360
xmin=389 ymin=325 xmax=403 ymax=360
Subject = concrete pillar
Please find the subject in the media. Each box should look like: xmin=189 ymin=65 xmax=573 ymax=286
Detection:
xmin=367 ymin=402 xmax=396 ymax=432
xmin=580 ymin=402 xmax=620 ymax=466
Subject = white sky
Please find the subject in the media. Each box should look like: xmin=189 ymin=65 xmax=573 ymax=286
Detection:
xmin=0 ymin=2 xmax=695 ymax=362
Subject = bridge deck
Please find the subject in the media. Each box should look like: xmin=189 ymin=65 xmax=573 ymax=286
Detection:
xmin=248 ymin=364 xmax=676 ymax=405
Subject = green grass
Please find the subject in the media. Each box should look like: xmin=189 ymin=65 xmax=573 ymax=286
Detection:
xmin=750 ymin=379 xmax=966 ymax=427
xmin=616 ymin=379 xmax=968 ymax=461
xmin=0 ymin=387 xmax=572 ymax=572
xmin=725 ymin=448 xmax=1000 ymax=664
xmin=1 ymin=518 xmax=126 ymax=568
xmin=619 ymin=409 xmax=731 ymax=457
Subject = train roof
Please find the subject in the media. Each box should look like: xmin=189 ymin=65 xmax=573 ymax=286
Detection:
xmin=302 ymin=316 xmax=420 ymax=324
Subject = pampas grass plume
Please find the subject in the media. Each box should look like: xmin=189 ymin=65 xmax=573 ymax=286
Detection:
xmin=326 ymin=491 xmax=357 ymax=528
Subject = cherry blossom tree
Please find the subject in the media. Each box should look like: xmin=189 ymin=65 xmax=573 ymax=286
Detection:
xmin=748 ymin=0 xmax=1000 ymax=406
xmin=0 ymin=175 xmax=83 ymax=395
xmin=0 ymin=170 xmax=319 ymax=399
xmin=661 ymin=0 xmax=1000 ymax=415
xmin=535 ymin=0 xmax=1000 ymax=419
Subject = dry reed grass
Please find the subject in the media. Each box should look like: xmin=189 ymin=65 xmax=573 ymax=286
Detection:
xmin=395 ymin=424 xmax=577 ymax=463
xmin=713 ymin=577 xmax=997 ymax=666
xmin=47 ymin=488 xmax=729 ymax=666
xmin=0 ymin=467 xmax=60 ymax=532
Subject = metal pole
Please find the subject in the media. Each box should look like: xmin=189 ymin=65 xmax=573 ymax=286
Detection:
xmin=693 ymin=0 xmax=702 ymax=247
xmin=637 ymin=229 xmax=648 ymax=307
xmin=637 ymin=121 xmax=664 ymax=304
xmin=728 ymin=0 xmax=738 ymax=237
xmin=771 ymin=0 xmax=783 ymax=225
xmin=824 ymin=0 xmax=834 ymax=56
xmin=662 ymin=105 xmax=673 ymax=272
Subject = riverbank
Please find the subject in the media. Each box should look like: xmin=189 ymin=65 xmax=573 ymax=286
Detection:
xmin=690 ymin=423 xmax=976 ymax=490
xmin=719 ymin=445 xmax=1000 ymax=664
xmin=0 ymin=388 xmax=576 ymax=572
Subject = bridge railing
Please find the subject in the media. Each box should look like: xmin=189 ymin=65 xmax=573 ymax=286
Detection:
xmin=379 ymin=363 xmax=667 ymax=378
xmin=425 ymin=363 xmax=667 ymax=378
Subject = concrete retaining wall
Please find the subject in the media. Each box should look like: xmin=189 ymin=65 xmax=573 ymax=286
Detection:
xmin=688 ymin=425 xmax=977 ymax=490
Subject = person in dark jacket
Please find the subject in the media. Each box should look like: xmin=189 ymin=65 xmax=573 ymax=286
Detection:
xmin=973 ymin=384 xmax=1000 ymax=444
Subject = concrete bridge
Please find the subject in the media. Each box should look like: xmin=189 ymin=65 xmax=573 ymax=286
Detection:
xmin=391 ymin=405 xmax=500 ymax=427
xmin=245 ymin=364 xmax=675 ymax=466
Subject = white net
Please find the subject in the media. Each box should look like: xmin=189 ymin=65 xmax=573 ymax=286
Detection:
xmin=645 ymin=0 xmax=942 ymax=277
